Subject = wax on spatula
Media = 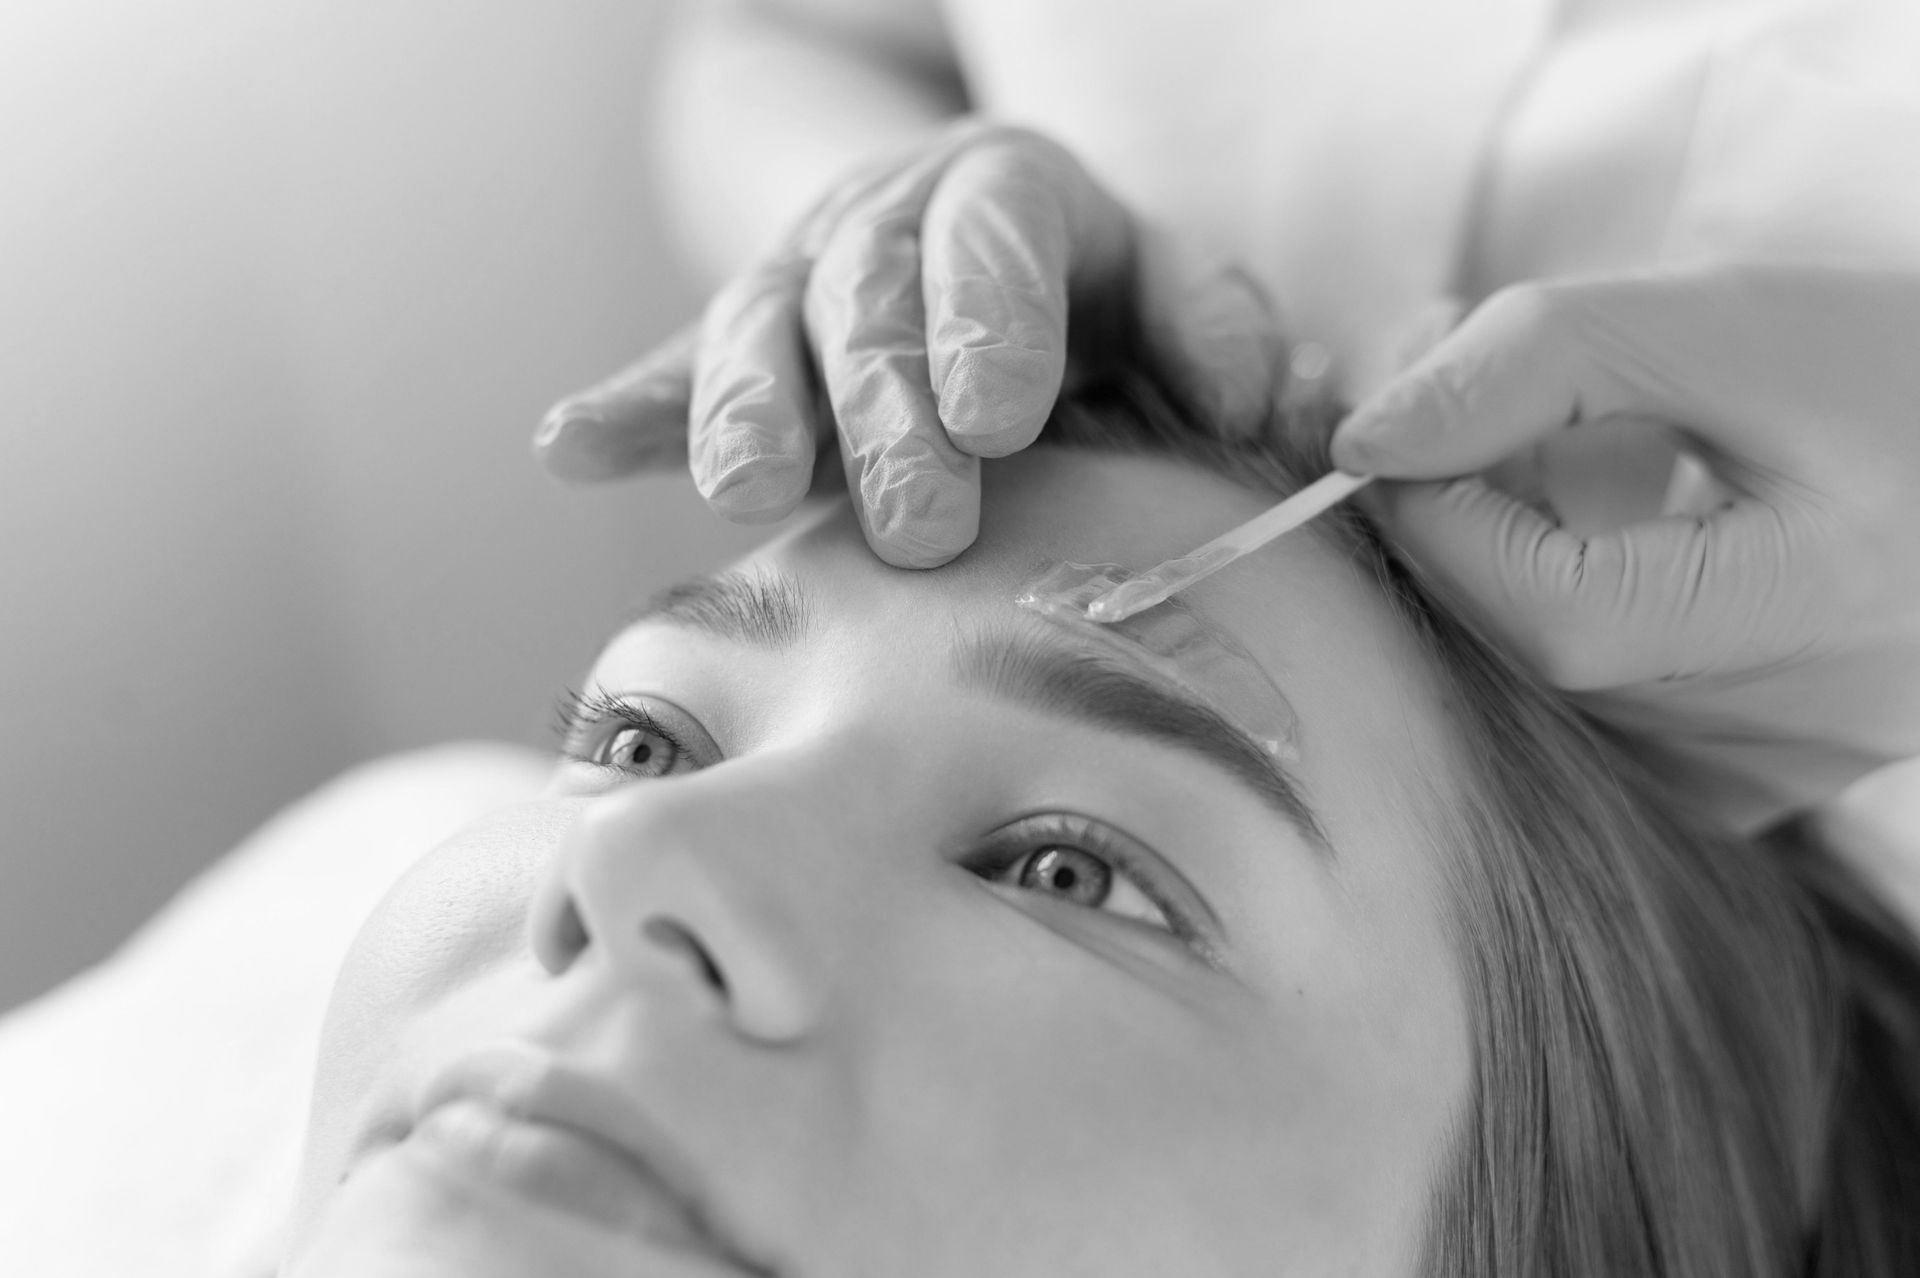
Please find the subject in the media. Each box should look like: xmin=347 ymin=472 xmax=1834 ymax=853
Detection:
xmin=1083 ymin=470 xmax=1373 ymax=624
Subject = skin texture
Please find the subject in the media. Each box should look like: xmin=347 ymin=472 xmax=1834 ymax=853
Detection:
xmin=284 ymin=449 xmax=1472 ymax=1278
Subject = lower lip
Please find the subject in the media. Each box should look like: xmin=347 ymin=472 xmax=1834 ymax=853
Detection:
xmin=406 ymin=1098 xmax=707 ymax=1251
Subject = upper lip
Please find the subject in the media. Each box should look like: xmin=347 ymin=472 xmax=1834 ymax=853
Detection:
xmin=413 ymin=1042 xmax=773 ymax=1274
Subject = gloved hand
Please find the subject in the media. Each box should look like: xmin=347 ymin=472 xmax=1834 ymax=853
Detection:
xmin=1330 ymin=262 xmax=1920 ymax=829
xmin=533 ymin=120 xmax=1287 ymax=567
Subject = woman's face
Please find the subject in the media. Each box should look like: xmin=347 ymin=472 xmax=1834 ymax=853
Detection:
xmin=285 ymin=449 xmax=1472 ymax=1278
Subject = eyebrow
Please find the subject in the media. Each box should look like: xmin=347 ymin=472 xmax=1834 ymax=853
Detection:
xmin=627 ymin=570 xmax=1327 ymax=848
xmin=951 ymin=626 xmax=1329 ymax=848
xmin=630 ymin=570 xmax=811 ymax=648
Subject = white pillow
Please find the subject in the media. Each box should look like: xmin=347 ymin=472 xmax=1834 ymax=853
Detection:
xmin=0 ymin=743 xmax=549 ymax=1278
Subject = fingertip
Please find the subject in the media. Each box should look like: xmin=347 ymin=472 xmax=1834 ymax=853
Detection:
xmin=531 ymin=406 xmax=588 ymax=474
xmin=702 ymin=459 xmax=813 ymax=524
xmin=533 ymin=399 xmax=592 ymax=451
xmin=1328 ymin=419 xmax=1388 ymax=475
xmin=1339 ymin=470 xmax=1396 ymax=524
xmin=944 ymin=419 xmax=1042 ymax=459
xmin=867 ymin=532 xmax=970 ymax=569
xmin=1328 ymin=378 xmax=1433 ymax=475
xmin=692 ymin=410 xmax=816 ymax=518
xmin=1213 ymin=367 xmax=1282 ymax=441
xmin=944 ymin=408 xmax=1048 ymax=460
xmin=568 ymin=344 xmax=697 ymax=431
xmin=863 ymin=492 xmax=979 ymax=567
xmin=1187 ymin=310 xmax=1287 ymax=440
xmin=938 ymin=344 xmax=1059 ymax=458
xmin=535 ymin=403 xmax=687 ymax=483
xmin=855 ymin=463 xmax=982 ymax=568
xmin=691 ymin=387 xmax=816 ymax=501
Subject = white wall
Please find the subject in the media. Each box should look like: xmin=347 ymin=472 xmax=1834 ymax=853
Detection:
xmin=0 ymin=0 xmax=767 ymax=1011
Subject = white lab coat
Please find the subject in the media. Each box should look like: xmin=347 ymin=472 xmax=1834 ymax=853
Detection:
xmin=945 ymin=0 xmax=1920 ymax=395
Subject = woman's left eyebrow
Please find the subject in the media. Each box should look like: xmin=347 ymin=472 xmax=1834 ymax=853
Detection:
xmin=951 ymin=627 xmax=1331 ymax=854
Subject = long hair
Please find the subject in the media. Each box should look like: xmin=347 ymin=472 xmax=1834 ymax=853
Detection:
xmin=1040 ymin=371 xmax=1920 ymax=1276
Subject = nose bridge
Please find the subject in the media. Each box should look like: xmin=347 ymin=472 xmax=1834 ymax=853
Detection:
xmin=532 ymin=747 xmax=905 ymax=1041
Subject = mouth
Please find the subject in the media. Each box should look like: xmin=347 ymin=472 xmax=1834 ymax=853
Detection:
xmin=405 ymin=1043 xmax=775 ymax=1275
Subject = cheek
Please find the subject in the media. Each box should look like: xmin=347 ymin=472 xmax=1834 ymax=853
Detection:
xmin=297 ymin=803 xmax=581 ymax=1201
xmin=822 ymin=893 xmax=1458 ymax=1275
xmin=341 ymin=801 xmax=579 ymax=1010
xmin=833 ymin=909 xmax=1308 ymax=1269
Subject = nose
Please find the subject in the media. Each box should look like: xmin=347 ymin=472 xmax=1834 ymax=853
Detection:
xmin=527 ymin=772 xmax=838 ymax=1043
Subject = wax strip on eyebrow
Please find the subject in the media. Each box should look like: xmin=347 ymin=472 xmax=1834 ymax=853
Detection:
xmin=1014 ymin=561 xmax=1301 ymax=761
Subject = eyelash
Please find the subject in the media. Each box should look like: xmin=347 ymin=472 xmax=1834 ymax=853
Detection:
xmin=970 ymin=814 xmax=1207 ymax=953
xmin=553 ymin=688 xmax=700 ymax=777
xmin=552 ymin=691 xmax=1211 ymax=956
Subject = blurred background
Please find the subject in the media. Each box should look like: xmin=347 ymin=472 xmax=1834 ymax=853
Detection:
xmin=0 ymin=0 xmax=766 ymax=1012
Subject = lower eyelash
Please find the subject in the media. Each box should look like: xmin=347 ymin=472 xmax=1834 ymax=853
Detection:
xmin=975 ymin=815 xmax=1205 ymax=951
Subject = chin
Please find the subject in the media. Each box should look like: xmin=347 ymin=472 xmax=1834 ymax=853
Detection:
xmin=284 ymin=1141 xmax=751 ymax=1278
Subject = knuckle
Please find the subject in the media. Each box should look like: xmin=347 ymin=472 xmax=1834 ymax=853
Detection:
xmin=1471 ymin=501 xmax=1625 ymax=688
xmin=826 ymin=358 xmax=940 ymax=457
xmin=808 ymin=235 xmax=922 ymax=346
xmin=1476 ymin=280 xmax=1572 ymax=344
xmin=1527 ymin=553 xmax=1633 ymax=690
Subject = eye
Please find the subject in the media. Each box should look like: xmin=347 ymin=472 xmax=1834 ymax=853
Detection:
xmin=972 ymin=813 xmax=1205 ymax=945
xmin=1005 ymin=844 xmax=1169 ymax=929
xmin=554 ymin=689 xmax=715 ymax=780
xmin=595 ymin=720 xmax=684 ymax=778
xmin=1017 ymin=846 xmax=1113 ymax=907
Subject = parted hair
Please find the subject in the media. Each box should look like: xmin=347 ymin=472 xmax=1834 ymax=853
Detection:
xmin=1040 ymin=370 xmax=1920 ymax=1277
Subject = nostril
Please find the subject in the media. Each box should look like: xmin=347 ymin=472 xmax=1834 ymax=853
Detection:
xmin=642 ymin=917 xmax=729 ymax=996
xmin=532 ymin=887 xmax=594 ymax=976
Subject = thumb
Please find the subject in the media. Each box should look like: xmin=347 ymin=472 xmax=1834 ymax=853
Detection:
xmin=534 ymin=322 xmax=698 ymax=482
xmin=1329 ymin=279 xmax=1654 ymax=478
xmin=1366 ymin=475 xmax=1814 ymax=689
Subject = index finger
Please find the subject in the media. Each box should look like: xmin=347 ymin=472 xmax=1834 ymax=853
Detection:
xmin=1331 ymin=278 xmax=1677 ymax=478
xmin=806 ymin=176 xmax=981 ymax=568
xmin=1328 ymin=268 xmax=1878 ymax=483
xmin=534 ymin=323 xmax=699 ymax=482
xmin=919 ymin=130 xmax=1109 ymax=457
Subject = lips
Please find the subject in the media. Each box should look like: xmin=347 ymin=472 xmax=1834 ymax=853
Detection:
xmin=406 ymin=1043 xmax=771 ymax=1274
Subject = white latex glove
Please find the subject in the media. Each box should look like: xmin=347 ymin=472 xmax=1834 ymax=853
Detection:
xmin=533 ymin=120 xmax=1287 ymax=567
xmin=1329 ymin=263 xmax=1920 ymax=830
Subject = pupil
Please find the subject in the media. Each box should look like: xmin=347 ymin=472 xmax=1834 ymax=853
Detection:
xmin=1020 ymin=846 xmax=1109 ymax=907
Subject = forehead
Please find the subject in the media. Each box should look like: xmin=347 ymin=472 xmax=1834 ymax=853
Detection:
xmin=772 ymin=449 xmax=1385 ymax=643
xmin=745 ymin=448 xmax=1463 ymax=863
